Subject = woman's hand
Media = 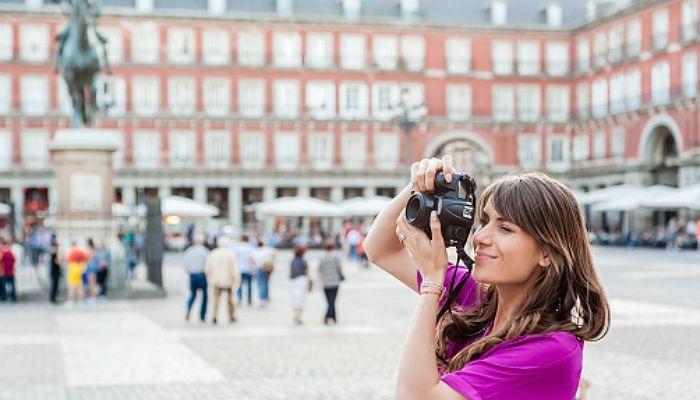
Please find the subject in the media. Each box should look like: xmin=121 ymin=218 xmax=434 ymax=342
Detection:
xmin=410 ymin=155 xmax=455 ymax=193
xmin=395 ymin=210 xmax=448 ymax=282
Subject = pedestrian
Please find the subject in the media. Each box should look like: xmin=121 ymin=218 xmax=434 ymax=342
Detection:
xmin=253 ymin=239 xmax=275 ymax=307
xmin=183 ymin=233 xmax=209 ymax=322
xmin=289 ymin=244 xmax=310 ymax=325
xmin=317 ymin=239 xmax=343 ymax=325
xmin=66 ymin=241 xmax=88 ymax=306
xmin=231 ymin=235 xmax=255 ymax=306
xmin=0 ymin=238 xmax=17 ymax=303
xmin=205 ymin=236 xmax=240 ymax=324
xmin=364 ymin=155 xmax=610 ymax=399
xmin=85 ymin=238 xmax=99 ymax=302
xmin=95 ymin=241 xmax=110 ymax=299
xmin=49 ymin=242 xmax=63 ymax=304
xmin=346 ymin=225 xmax=362 ymax=262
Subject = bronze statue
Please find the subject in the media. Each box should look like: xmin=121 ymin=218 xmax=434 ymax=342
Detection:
xmin=53 ymin=0 xmax=112 ymax=128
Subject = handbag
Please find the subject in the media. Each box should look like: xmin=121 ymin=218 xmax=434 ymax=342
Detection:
xmin=261 ymin=261 xmax=274 ymax=274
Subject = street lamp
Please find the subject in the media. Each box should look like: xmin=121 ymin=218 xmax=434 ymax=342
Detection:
xmin=391 ymin=88 xmax=427 ymax=169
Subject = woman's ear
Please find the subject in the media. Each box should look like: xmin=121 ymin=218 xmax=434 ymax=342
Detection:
xmin=538 ymin=250 xmax=551 ymax=268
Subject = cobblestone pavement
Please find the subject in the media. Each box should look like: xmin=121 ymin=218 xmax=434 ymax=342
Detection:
xmin=1 ymin=247 xmax=699 ymax=399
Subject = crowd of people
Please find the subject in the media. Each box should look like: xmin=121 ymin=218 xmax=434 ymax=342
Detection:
xmin=590 ymin=217 xmax=700 ymax=251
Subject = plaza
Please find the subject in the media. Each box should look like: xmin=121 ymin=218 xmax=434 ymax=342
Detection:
xmin=1 ymin=246 xmax=699 ymax=400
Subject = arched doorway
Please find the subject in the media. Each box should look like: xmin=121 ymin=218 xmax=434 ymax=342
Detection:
xmin=424 ymin=133 xmax=494 ymax=193
xmin=647 ymin=125 xmax=680 ymax=187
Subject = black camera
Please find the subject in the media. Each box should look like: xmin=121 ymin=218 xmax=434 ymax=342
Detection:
xmin=405 ymin=172 xmax=477 ymax=248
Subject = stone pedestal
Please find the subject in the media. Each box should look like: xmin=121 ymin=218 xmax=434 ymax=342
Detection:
xmin=49 ymin=129 xmax=126 ymax=290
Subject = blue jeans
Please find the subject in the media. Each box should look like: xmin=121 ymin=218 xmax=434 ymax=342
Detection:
xmin=1 ymin=276 xmax=16 ymax=302
xmin=186 ymin=273 xmax=207 ymax=320
xmin=256 ymin=269 xmax=270 ymax=301
xmin=237 ymin=272 xmax=253 ymax=305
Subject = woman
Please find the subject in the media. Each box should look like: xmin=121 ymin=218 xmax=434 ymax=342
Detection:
xmin=253 ymin=239 xmax=275 ymax=307
xmin=364 ymin=155 xmax=610 ymax=400
xmin=317 ymin=239 xmax=343 ymax=325
xmin=49 ymin=242 xmax=63 ymax=304
xmin=289 ymin=244 xmax=309 ymax=325
xmin=66 ymin=241 xmax=88 ymax=306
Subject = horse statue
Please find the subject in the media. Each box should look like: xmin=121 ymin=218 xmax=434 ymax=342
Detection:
xmin=53 ymin=0 xmax=112 ymax=128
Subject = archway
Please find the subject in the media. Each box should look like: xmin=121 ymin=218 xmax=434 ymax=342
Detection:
xmin=424 ymin=132 xmax=494 ymax=191
xmin=646 ymin=125 xmax=680 ymax=187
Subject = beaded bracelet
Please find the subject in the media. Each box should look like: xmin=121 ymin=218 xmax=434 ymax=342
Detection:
xmin=420 ymin=280 xmax=445 ymax=292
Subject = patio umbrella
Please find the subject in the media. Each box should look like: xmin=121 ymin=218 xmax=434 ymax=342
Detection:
xmin=0 ymin=202 xmax=10 ymax=216
xmin=576 ymin=184 xmax=642 ymax=206
xmin=254 ymin=196 xmax=340 ymax=218
xmin=337 ymin=195 xmax=392 ymax=216
xmin=592 ymin=185 xmax=678 ymax=212
xmin=162 ymin=195 xmax=219 ymax=218
xmin=640 ymin=183 xmax=700 ymax=210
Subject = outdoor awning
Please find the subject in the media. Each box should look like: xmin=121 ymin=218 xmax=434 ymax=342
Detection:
xmin=162 ymin=195 xmax=219 ymax=218
xmin=337 ymin=195 xmax=392 ymax=216
xmin=576 ymin=184 xmax=643 ymax=206
xmin=592 ymin=185 xmax=678 ymax=212
xmin=640 ymin=183 xmax=700 ymax=210
xmin=254 ymin=196 xmax=340 ymax=218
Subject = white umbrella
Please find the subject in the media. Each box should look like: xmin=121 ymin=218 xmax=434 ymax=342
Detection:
xmin=337 ymin=195 xmax=392 ymax=216
xmin=640 ymin=183 xmax=700 ymax=210
xmin=592 ymin=185 xmax=678 ymax=212
xmin=576 ymin=184 xmax=642 ymax=205
xmin=162 ymin=195 xmax=219 ymax=218
xmin=0 ymin=202 xmax=10 ymax=216
xmin=254 ymin=196 xmax=340 ymax=218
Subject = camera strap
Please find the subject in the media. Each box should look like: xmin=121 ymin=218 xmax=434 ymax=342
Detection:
xmin=436 ymin=247 xmax=474 ymax=323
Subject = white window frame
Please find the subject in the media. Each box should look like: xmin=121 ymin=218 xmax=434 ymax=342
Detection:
xmin=341 ymin=133 xmax=367 ymax=169
xmin=400 ymin=35 xmax=425 ymax=71
xmin=339 ymin=82 xmax=369 ymax=119
xmin=101 ymin=26 xmax=123 ymax=65
xmin=204 ymin=131 xmax=231 ymax=168
xmin=238 ymin=79 xmax=265 ymax=118
xmin=608 ymin=25 xmax=624 ymax=63
xmin=21 ymin=130 xmax=49 ymax=170
xmin=373 ymin=35 xmax=398 ymax=70
xmin=132 ymin=23 xmax=159 ymax=64
xmin=491 ymin=0 xmax=507 ymax=25
xmin=239 ymin=132 xmax=266 ymax=169
xmin=96 ymin=75 xmax=126 ymax=117
xmin=683 ymin=51 xmax=698 ymax=97
xmin=168 ymin=77 xmax=196 ymax=115
xmin=20 ymin=74 xmax=48 ymax=116
xmin=0 ymin=75 xmax=11 ymax=115
xmin=592 ymin=131 xmax=607 ymax=159
xmin=340 ymin=34 xmax=366 ymax=70
xmin=626 ymin=19 xmax=641 ymax=58
xmin=373 ymin=133 xmax=400 ymax=170
xmin=306 ymin=81 xmax=335 ymax=120
xmin=203 ymin=77 xmax=231 ymax=116
xmin=19 ymin=24 xmax=49 ymax=62
xmin=593 ymin=31 xmax=607 ymax=68
xmin=652 ymin=8 xmax=669 ymax=51
xmin=202 ymin=29 xmax=230 ymax=66
xmin=611 ymin=127 xmax=625 ymax=160
xmin=274 ymin=132 xmax=300 ymax=170
xmin=609 ymin=73 xmax=626 ymax=114
xmin=307 ymin=132 xmax=334 ymax=170
xmin=546 ymin=41 xmax=568 ymax=76
xmin=576 ymin=82 xmax=589 ymax=120
xmin=573 ymin=134 xmax=590 ymax=162
xmin=517 ymin=41 xmax=540 ymax=76
xmin=591 ymin=78 xmax=608 ymax=118
xmin=0 ymin=130 xmax=12 ymax=170
xmin=446 ymin=84 xmax=472 ymax=121
xmin=626 ymin=69 xmax=641 ymax=111
xmin=273 ymin=31 xmax=302 ymax=68
xmin=168 ymin=28 xmax=196 ymax=65
xmin=169 ymin=130 xmax=196 ymax=168
xmin=0 ymin=24 xmax=12 ymax=61
xmin=492 ymin=40 xmax=513 ymax=75
xmin=576 ymin=38 xmax=590 ymax=72
xmin=517 ymin=84 xmax=540 ymax=122
xmin=492 ymin=84 xmax=514 ymax=122
xmin=273 ymin=79 xmax=300 ymax=119
xmin=132 ymin=76 xmax=160 ymax=116
xmin=238 ymin=30 xmax=265 ymax=67
xmin=546 ymin=85 xmax=569 ymax=123
xmin=546 ymin=135 xmax=570 ymax=172
xmin=682 ymin=0 xmax=698 ymax=42
xmin=133 ymin=130 xmax=161 ymax=169
xmin=372 ymin=83 xmax=400 ymax=121
xmin=446 ymin=38 xmax=471 ymax=74
xmin=305 ymin=32 xmax=333 ymax=69
xmin=651 ymin=61 xmax=670 ymax=105
xmin=517 ymin=134 xmax=541 ymax=168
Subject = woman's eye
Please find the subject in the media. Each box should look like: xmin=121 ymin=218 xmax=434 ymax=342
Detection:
xmin=499 ymin=225 xmax=512 ymax=232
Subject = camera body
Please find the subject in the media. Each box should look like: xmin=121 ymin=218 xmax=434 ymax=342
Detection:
xmin=405 ymin=172 xmax=477 ymax=248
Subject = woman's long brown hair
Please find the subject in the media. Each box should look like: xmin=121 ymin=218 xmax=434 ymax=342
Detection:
xmin=436 ymin=172 xmax=611 ymax=373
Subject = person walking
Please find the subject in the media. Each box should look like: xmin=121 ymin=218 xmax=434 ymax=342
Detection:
xmin=0 ymin=238 xmax=17 ymax=303
xmin=85 ymin=238 xmax=99 ymax=302
xmin=205 ymin=237 xmax=240 ymax=324
xmin=231 ymin=235 xmax=255 ymax=306
xmin=183 ymin=233 xmax=209 ymax=322
xmin=49 ymin=242 xmax=63 ymax=304
xmin=318 ymin=240 xmax=344 ymax=325
xmin=65 ymin=241 xmax=88 ymax=306
xmin=253 ymin=239 xmax=275 ymax=307
xmin=94 ymin=241 xmax=110 ymax=299
xmin=289 ymin=244 xmax=310 ymax=325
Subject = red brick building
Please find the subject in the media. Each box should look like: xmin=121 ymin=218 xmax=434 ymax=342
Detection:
xmin=0 ymin=0 xmax=699 ymax=231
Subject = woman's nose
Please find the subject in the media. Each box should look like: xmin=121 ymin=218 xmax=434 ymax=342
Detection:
xmin=473 ymin=226 xmax=491 ymax=248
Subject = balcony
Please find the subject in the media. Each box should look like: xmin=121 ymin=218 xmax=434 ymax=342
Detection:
xmin=651 ymin=33 xmax=668 ymax=53
xmin=680 ymin=22 xmax=699 ymax=44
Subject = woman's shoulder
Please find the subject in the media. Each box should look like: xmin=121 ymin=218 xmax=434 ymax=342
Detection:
xmin=485 ymin=331 xmax=583 ymax=367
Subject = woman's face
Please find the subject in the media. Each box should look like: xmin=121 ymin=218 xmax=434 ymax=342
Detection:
xmin=471 ymin=200 xmax=546 ymax=285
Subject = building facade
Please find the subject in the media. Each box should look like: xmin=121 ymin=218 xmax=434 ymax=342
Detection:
xmin=1 ymin=0 xmax=699 ymax=231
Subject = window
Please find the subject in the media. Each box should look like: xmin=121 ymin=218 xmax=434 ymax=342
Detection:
xmin=203 ymin=77 xmax=231 ymax=116
xmin=626 ymin=69 xmax=641 ymax=110
xmin=169 ymin=131 xmax=196 ymax=168
xmin=111 ymin=131 xmax=125 ymax=169
xmin=100 ymin=26 xmax=123 ymax=65
xmin=238 ymin=79 xmax=265 ymax=117
xmin=133 ymin=131 xmax=160 ymax=169
xmin=58 ymin=78 xmax=71 ymax=115
xmin=491 ymin=0 xmax=507 ymax=25
xmin=208 ymin=0 xmax=225 ymax=14
xmin=0 ymin=75 xmax=10 ymax=114
xmin=21 ymin=130 xmax=49 ymax=170
xmin=0 ymin=24 xmax=12 ymax=61
xmin=400 ymin=0 xmax=420 ymax=15
xmin=132 ymin=23 xmax=159 ymax=64
xmin=683 ymin=51 xmax=697 ymax=97
xmin=682 ymin=0 xmax=698 ymax=41
xmin=273 ymin=32 xmax=302 ymax=68
xmin=401 ymin=36 xmax=425 ymax=71
xmin=168 ymin=28 xmax=196 ymax=65
xmin=547 ymin=135 xmax=570 ymax=171
xmin=204 ymin=131 xmax=230 ymax=168
xmin=446 ymin=84 xmax=472 ymax=121
xmin=0 ymin=130 xmax=11 ymax=170
xmin=573 ymin=134 xmax=589 ymax=162
xmin=492 ymin=84 xmax=514 ymax=121
xmin=202 ymin=29 xmax=230 ymax=65
xmin=608 ymin=25 xmax=624 ymax=63
xmin=339 ymin=82 xmax=369 ymax=119
xmin=591 ymin=78 xmax=608 ymax=118
xmin=593 ymin=32 xmax=606 ymax=68
xmin=546 ymin=85 xmax=569 ymax=122
xmin=546 ymin=41 xmax=568 ymax=76
xmin=546 ymin=4 xmax=562 ymax=27
xmin=307 ymin=133 xmax=334 ymax=170
xmin=626 ymin=19 xmax=641 ymax=58
xmin=401 ymin=83 xmax=425 ymax=109
xmin=19 ymin=24 xmax=49 ymax=62
xmin=517 ymin=41 xmax=540 ymax=76
xmin=20 ymin=75 xmax=48 ymax=115
xmin=492 ymin=40 xmax=513 ymax=75
xmin=652 ymin=8 xmax=669 ymax=51
xmin=273 ymin=80 xmax=300 ymax=118
xmin=576 ymin=82 xmax=589 ymax=119
xmin=306 ymin=81 xmax=335 ymax=119
xmin=576 ymin=38 xmax=590 ymax=72
xmin=651 ymin=61 xmax=670 ymax=105
xmin=446 ymin=38 xmax=471 ymax=74
xmin=168 ymin=77 xmax=196 ymax=115
xmin=592 ymin=131 xmax=606 ymax=159
xmin=372 ymin=83 xmax=400 ymax=120
xmin=373 ymin=35 xmax=398 ymax=70
xmin=341 ymin=133 xmax=367 ymax=169
xmin=275 ymin=132 xmax=300 ymax=170
xmin=517 ymin=134 xmax=541 ymax=167
xmin=611 ymin=127 xmax=625 ymax=159
xmin=132 ymin=76 xmax=160 ymax=116
xmin=96 ymin=76 xmax=126 ymax=116
xmin=238 ymin=30 xmax=265 ymax=67
xmin=340 ymin=34 xmax=366 ymax=70
xmin=239 ymin=132 xmax=266 ymax=169
xmin=343 ymin=0 xmax=361 ymax=18
xmin=374 ymin=133 xmax=400 ymax=170
xmin=609 ymin=73 xmax=626 ymax=114
xmin=517 ymin=85 xmax=540 ymax=122
xmin=306 ymin=33 xmax=333 ymax=69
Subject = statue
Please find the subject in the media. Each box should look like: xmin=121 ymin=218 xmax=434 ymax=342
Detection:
xmin=53 ymin=0 xmax=112 ymax=128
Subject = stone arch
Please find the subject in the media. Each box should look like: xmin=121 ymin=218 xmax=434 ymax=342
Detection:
xmin=637 ymin=113 xmax=683 ymax=164
xmin=424 ymin=131 xmax=495 ymax=186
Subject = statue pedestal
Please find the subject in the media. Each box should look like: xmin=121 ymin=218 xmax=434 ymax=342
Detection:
xmin=49 ymin=128 xmax=126 ymax=290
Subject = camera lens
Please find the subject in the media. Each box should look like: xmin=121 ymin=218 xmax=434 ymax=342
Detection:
xmin=406 ymin=193 xmax=431 ymax=229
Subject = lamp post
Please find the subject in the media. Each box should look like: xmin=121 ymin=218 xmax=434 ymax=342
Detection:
xmin=392 ymin=88 xmax=427 ymax=170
